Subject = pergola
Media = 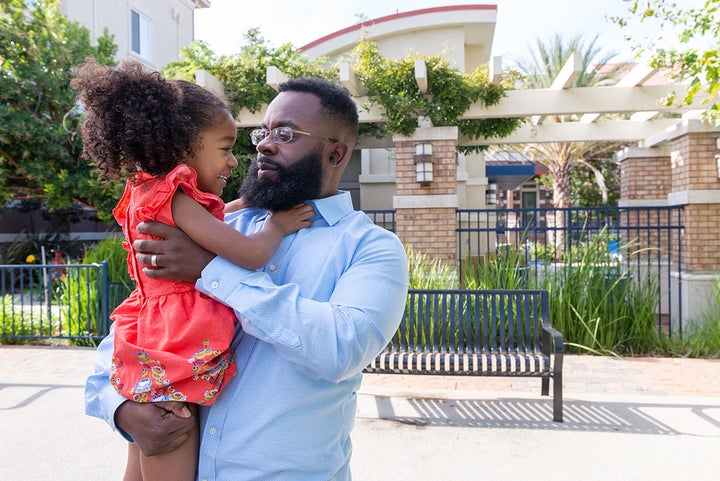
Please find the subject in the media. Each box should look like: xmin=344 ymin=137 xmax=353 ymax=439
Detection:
xmin=195 ymin=4 xmax=719 ymax=328
xmin=228 ymin=56 xmax=707 ymax=149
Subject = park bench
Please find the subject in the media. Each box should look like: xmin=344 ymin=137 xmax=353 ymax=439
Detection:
xmin=365 ymin=289 xmax=564 ymax=422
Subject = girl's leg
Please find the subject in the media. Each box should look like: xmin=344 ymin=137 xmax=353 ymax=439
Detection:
xmin=139 ymin=403 xmax=199 ymax=481
xmin=123 ymin=443 xmax=144 ymax=481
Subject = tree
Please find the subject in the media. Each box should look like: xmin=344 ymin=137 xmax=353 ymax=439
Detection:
xmin=0 ymin=0 xmax=119 ymax=223
xmin=614 ymin=0 xmax=720 ymax=124
xmin=511 ymin=34 xmax=627 ymax=210
xmin=508 ymin=34 xmax=627 ymax=253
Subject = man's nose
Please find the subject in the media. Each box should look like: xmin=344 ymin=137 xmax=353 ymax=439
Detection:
xmin=255 ymin=133 xmax=278 ymax=155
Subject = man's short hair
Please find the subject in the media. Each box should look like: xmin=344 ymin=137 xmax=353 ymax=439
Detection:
xmin=278 ymin=78 xmax=359 ymax=142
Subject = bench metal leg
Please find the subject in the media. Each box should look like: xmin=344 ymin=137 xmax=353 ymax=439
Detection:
xmin=553 ymin=372 xmax=563 ymax=422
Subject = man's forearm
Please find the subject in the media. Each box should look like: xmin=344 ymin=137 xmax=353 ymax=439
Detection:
xmin=84 ymin=326 xmax=132 ymax=438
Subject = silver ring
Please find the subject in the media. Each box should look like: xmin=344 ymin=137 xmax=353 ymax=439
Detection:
xmin=150 ymin=253 xmax=159 ymax=268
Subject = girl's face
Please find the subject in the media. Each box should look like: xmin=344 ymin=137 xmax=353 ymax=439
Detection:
xmin=187 ymin=110 xmax=238 ymax=196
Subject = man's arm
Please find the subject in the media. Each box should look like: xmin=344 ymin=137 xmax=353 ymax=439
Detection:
xmin=197 ymin=227 xmax=409 ymax=382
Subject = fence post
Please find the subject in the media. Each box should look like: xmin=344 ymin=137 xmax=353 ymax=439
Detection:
xmin=100 ymin=261 xmax=110 ymax=337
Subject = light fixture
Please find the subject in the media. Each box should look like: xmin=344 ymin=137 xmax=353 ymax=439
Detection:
xmin=486 ymin=182 xmax=497 ymax=205
xmin=414 ymin=143 xmax=434 ymax=186
xmin=716 ymin=154 xmax=720 ymax=179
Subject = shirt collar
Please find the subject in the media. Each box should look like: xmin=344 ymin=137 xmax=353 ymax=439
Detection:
xmin=307 ymin=191 xmax=353 ymax=226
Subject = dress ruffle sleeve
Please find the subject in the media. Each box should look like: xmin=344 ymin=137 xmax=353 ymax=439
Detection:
xmin=134 ymin=165 xmax=225 ymax=224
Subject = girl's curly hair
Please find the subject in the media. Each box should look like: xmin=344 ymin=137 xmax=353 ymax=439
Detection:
xmin=70 ymin=58 xmax=231 ymax=180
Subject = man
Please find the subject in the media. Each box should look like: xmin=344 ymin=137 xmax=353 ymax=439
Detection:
xmin=85 ymin=77 xmax=409 ymax=480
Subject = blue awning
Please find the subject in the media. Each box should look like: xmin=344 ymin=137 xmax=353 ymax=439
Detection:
xmin=486 ymin=163 xmax=537 ymax=191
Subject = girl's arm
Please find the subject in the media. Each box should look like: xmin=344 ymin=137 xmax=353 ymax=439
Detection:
xmin=171 ymin=191 xmax=313 ymax=270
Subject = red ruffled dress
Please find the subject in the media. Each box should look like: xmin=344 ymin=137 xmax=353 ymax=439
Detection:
xmin=109 ymin=164 xmax=236 ymax=405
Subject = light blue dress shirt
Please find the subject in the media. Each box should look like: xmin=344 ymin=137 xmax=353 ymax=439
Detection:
xmin=85 ymin=191 xmax=409 ymax=481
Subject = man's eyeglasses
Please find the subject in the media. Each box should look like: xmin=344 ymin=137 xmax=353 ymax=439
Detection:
xmin=250 ymin=126 xmax=336 ymax=146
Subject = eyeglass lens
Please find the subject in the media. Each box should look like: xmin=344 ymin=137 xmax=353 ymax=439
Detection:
xmin=251 ymin=127 xmax=294 ymax=145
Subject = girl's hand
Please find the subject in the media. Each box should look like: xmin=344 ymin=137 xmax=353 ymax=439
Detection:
xmin=267 ymin=204 xmax=315 ymax=236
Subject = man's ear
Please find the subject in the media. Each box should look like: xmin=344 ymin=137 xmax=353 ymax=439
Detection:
xmin=328 ymin=142 xmax=348 ymax=166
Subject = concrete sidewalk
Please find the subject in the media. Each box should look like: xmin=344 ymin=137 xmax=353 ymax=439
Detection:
xmin=1 ymin=345 xmax=719 ymax=480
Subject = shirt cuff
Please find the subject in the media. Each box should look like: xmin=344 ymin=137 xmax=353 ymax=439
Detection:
xmin=196 ymin=256 xmax=255 ymax=299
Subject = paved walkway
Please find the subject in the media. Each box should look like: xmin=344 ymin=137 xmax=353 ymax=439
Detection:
xmin=1 ymin=345 xmax=719 ymax=480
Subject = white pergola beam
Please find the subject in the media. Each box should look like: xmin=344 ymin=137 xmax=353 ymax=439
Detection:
xmin=339 ymin=62 xmax=366 ymax=96
xmin=233 ymin=67 xmax=706 ymax=147
xmin=235 ymin=107 xmax=265 ymax=126
xmin=580 ymin=113 xmax=600 ymax=123
xmin=195 ymin=69 xmax=225 ymax=98
xmin=464 ymin=118 xmax=683 ymax=145
xmin=489 ymin=56 xmax=503 ymax=85
xmin=415 ymin=59 xmax=428 ymax=93
xmin=237 ymin=85 xmax=700 ymax=126
xmin=550 ymin=51 xmax=582 ymax=89
xmin=466 ymin=85 xmax=703 ymax=119
xmin=682 ymin=109 xmax=705 ymax=119
xmin=578 ymin=64 xmax=660 ymax=123
xmin=617 ymin=64 xmax=659 ymax=86
xmin=355 ymin=119 xmax=685 ymax=148
xmin=630 ymin=111 xmax=659 ymax=121
xmin=266 ymin=66 xmax=288 ymax=91
xmin=236 ymin=99 xmax=387 ymax=127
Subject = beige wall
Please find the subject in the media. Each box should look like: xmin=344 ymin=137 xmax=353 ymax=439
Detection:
xmin=59 ymin=0 xmax=202 ymax=70
xmin=367 ymin=27 xmax=485 ymax=72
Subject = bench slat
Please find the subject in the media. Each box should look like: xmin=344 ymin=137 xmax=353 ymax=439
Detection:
xmin=365 ymin=289 xmax=564 ymax=422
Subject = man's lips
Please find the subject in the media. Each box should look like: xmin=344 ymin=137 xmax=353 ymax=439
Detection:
xmin=257 ymin=161 xmax=280 ymax=182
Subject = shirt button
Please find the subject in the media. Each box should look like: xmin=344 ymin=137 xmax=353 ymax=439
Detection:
xmin=210 ymin=281 xmax=219 ymax=289
xmin=268 ymin=265 xmax=277 ymax=271
xmin=208 ymin=426 xmax=217 ymax=435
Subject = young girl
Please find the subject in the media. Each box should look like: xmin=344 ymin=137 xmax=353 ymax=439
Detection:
xmin=71 ymin=59 xmax=314 ymax=481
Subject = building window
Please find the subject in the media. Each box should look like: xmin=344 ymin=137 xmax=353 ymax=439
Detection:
xmin=130 ymin=9 xmax=152 ymax=59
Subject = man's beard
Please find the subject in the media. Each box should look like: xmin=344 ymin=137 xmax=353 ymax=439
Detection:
xmin=239 ymin=150 xmax=324 ymax=211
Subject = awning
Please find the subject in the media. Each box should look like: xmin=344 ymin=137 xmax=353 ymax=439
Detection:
xmin=486 ymin=162 xmax=538 ymax=191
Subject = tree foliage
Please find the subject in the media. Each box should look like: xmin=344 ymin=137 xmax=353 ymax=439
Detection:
xmin=615 ymin=0 xmax=720 ymax=124
xmin=0 ymin=0 xmax=119 ymax=222
xmin=510 ymin=34 xmax=626 ymax=209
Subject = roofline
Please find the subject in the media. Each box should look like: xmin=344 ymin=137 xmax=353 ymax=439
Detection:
xmin=299 ymin=4 xmax=497 ymax=52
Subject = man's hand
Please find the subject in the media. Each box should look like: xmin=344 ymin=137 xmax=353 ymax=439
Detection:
xmin=115 ymin=400 xmax=195 ymax=457
xmin=133 ymin=221 xmax=215 ymax=282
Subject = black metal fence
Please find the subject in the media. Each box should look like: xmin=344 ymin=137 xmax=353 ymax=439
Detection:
xmin=0 ymin=261 xmax=131 ymax=342
xmin=1 ymin=206 xmax=684 ymax=342
xmin=369 ymin=206 xmax=684 ymax=334
xmin=456 ymin=206 xmax=684 ymax=332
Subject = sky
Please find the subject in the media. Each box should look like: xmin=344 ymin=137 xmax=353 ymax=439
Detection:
xmin=193 ymin=0 xmax=696 ymax=64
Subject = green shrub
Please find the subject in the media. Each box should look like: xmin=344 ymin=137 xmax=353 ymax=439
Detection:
xmin=56 ymin=236 xmax=131 ymax=342
xmin=406 ymin=244 xmax=458 ymax=290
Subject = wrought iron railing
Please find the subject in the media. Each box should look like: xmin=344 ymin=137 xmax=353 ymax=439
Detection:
xmin=0 ymin=261 xmax=131 ymax=342
xmin=1 ymin=206 xmax=684 ymax=341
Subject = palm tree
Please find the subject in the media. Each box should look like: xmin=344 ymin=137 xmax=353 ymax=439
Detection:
xmin=509 ymin=34 xmax=628 ymax=251
xmin=513 ymin=33 xmax=627 ymax=208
